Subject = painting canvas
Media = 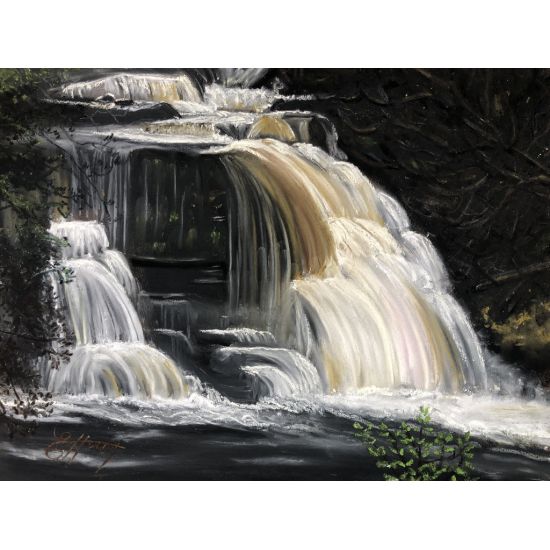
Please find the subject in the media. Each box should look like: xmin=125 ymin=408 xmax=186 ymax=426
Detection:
xmin=1 ymin=67 xmax=549 ymax=482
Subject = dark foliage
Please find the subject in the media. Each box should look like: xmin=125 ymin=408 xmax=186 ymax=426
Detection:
xmin=0 ymin=69 xmax=75 ymax=436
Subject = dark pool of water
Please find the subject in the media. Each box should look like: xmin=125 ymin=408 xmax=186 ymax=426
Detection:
xmin=1 ymin=410 xmax=549 ymax=480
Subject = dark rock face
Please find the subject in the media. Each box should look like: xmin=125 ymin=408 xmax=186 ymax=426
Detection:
xmin=45 ymin=98 xmax=181 ymax=125
xmin=272 ymin=69 xmax=550 ymax=382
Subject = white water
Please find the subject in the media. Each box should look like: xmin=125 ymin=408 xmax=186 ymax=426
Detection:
xmin=201 ymin=328 xmax=277 ymax=346
xmin=59 ymin=258 xmax=143 ymax=344
xmin=212 ymin=345 xmax=322 ymax=398
xmin=50 ymin=220 xmax=109 ymax=258
xmin=204 ymin=83 xmax=281 ymax=113
xmin=221 ymin=139 xmax=487 ymax=393
xmin=46 ymin=343 xmax=192 ymax=399
xmin=44 ymin=71 xmax=550 ymax=454
xmin=39 ymin=389 xmax=550 ymax=452
xmin=60 ymin=73 xmax=202 ymax=104
xmin=98 ymin=249 xmax=139 ymax=302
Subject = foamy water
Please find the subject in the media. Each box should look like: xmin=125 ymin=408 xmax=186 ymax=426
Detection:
xmin=37 ymin=389 xmax=550 ymax=453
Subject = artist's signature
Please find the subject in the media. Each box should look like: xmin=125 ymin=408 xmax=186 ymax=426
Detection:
xmin=44 ymin=432 xmax=125 ymax=475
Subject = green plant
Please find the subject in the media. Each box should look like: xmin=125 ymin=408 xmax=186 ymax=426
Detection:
xmin=353 ymin=406 xmax=477 ymax=481
xmin=152 ymin=241 xmax=167 ymax=253
xmin=0 ymin=69 xmax=75 ymax=436
xmin=210 ymin=228 xmax=221 ymax=248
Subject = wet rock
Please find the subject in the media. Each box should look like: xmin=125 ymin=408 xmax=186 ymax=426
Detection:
xmin=44 ymin=98 xmax=181 ymax=125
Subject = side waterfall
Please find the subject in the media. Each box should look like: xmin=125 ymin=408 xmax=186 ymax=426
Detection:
xmin=46 ymin=221 xmax=194 ymax=399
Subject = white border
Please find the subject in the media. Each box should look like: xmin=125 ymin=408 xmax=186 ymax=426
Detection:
xmin=2 ymin=0 xmax=550 ymax=67
xmin=0 ymin=481 xmax=547 ymax=548
xmin=1 ymin=1 xmax=548 ymax=546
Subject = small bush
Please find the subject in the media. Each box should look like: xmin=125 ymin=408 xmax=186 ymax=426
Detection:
xmin=353 ymin=406 xmax=477 ymax=481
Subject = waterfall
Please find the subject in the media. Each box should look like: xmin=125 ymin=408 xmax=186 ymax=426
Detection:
xmin=247 ymin=115 xmax=298 ymax=143
xmin=58 ymin=258 xmax=144 ymax=344
xmin=98 ymin=250 xmax=139 ymax=302
xmin=217 ymin=68 xmax=269 ymax=88
xmin=51 ymin=220 xmax=109 ymax=258
xmin=48 ymin=70 xmax=491 ymax=403
xmin=210 ymin=346 xmax=322 ymax=399
xmin=47 ymin=343 xmax=190 ymax=398
xmin=46 ymin=221 xmax=194 ymax=399
xmin=204 ymin=84 xmax=280 ymax=113
xmin=219 ymin=139 xmax=487 ymax=393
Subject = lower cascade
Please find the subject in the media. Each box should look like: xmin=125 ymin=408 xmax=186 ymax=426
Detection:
xmin=44 ymin=71 xmax=492 ymax=403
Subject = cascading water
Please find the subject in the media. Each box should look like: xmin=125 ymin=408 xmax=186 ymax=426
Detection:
xmin=46 ymin=221 xmax=195 ymax=399
xmin=217 ymin=68 xmax=269 ymax=88
xmin=50 ymin=72 xmax=488 ymax=397
xmin=35 ymin=70 xmax=550 ymax=458
xmin=59 ymin=72 xmax=202 ymax=104
xmin=218 ymin=139 xmax=487 ymax=393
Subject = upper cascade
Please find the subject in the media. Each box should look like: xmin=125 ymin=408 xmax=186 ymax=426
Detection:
xmin=58 ymin=72 xmax=202 ymax=104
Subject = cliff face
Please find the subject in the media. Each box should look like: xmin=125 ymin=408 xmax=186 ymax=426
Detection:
xmin=272 ymin=69 xmax=550 ymax=384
